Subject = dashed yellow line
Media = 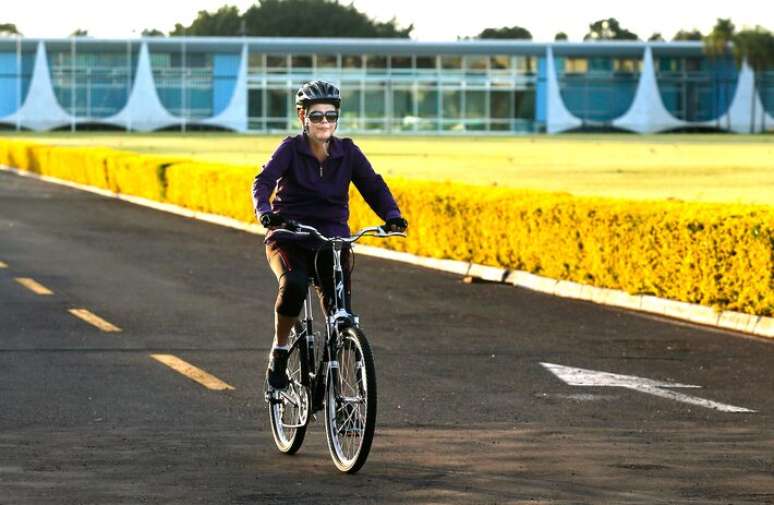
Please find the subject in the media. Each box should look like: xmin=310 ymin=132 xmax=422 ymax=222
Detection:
xmin=150 ymin=354 xmax=235 ymax=391
xmin=15 ymin=277 xmax=54 ymax=295
xmin=68 ymin=308 xmax=122 ymax=332
xmin=0 ymin=260 xmax=7 ymax=268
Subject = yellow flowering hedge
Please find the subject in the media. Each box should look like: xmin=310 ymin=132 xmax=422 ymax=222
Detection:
xmin=1 ymin=138 xmax=772 ymax=316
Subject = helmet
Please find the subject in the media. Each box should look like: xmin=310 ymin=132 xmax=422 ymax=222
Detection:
xmin=295 ymin=80 xmax=341 ymax=109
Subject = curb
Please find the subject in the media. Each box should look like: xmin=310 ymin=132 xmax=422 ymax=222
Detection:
xmin=3 ymin=164 xmax=772 ymax=341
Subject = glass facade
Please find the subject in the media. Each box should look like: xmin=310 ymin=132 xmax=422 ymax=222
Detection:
xmin=1 ymin=38 xmax=771 ymax=133
xmin=655 ymin=55 xmax=738 ymax=122
xmin=245 ymin=52 xmax=541 ymax=133
xmin=48 ymin=47 xmax=134 ymax=118
xmin=556 ymin=56 xmax=640 ymax=123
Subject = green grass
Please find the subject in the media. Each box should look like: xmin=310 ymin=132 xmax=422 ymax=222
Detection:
xmin=4 ymin=132 xmax=774 ymax=206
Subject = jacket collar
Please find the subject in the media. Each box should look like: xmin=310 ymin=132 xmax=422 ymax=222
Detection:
xmin=295 ymin=133 xmax=344 ymax=160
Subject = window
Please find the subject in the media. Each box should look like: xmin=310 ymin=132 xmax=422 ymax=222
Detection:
xmin=685 ymin=58 xmax=704 ymax=72
xmin=514 ymin=89 xmax=535 ymax=119
xmin=440 ymin=56 xmax=462 ymax=70
xmin=316 ymin=54 xmax=337 ymax=69
xmin=341 ymin=87 xmax=362 ymax=128
xmin=417 ymin=87 xmax=438 ymax=117
xmin=490 ymin=91 xmax=512 ymax=119
xmin=248 ymin=53 xmax=264 ymax=71
xmin=365 ymin=55 xmax=387 ymax=72
xmin=464 ymin=56 xmax=488 ymax=72
xmin=342 ymin=55 xmax=362 ymax=69
xmin=267 ymin=54 xmax=288 ymax=73
xmin=392 ymin=88 xmax=413 ymax=117
xmin=364 ymin=88 xmax=385 ymax=117
xmin=416 ymin=56 xmax=436 ymax=70
xmin=614 ymin=58 xmax=641 ymax=73
xmin=564 ymin=58 xmax=588 ymax=74
xmin=658 ymin=57 xmax=682 ymax=73
xmin=267 ymin=88 xmax=288 ymax=129
xmin=390 ymin=56 xmax=412 ymax=71
xmin=514 ymin=56 xmax=536 ymax=74
xmin=490 ymin=55 xmax=511 ymax=71
xmin=442 ymin=89 xmax=461 ymax=118
xmin=291 ymin=55 xmax=313 ymax=70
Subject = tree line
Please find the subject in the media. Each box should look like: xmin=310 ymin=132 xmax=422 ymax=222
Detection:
xmin=1 ymin=1 xmax=772 ymax=71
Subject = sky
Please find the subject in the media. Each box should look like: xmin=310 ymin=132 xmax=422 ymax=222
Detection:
xmin=4 ymin=0 xmax=772 ymax=41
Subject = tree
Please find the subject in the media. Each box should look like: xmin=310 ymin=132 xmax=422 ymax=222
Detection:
xmin=583 ymin=18 xmax=638 ymax=41
xmin=704 ymin=18 xmax=735 ymax=58
xmin=476 ymin=25 xmax=532 ymax=40
xmin=170 ymin=0 xmax=412 ymax=38
xmin=142 ymin=28 xmax=166 ymax=37
xmin=0 ymin=23 xmax=21 ymax=36
xmin=673 ymin=29 xmax=702 ymax=41
xmin=170 ymin=5 xmax=242 ymax=36
xmin=648 ymin=33 xmax=664 ymax=42
xmin=554 ymin=32 xmax=568 ymax=41
xmin=731 ymin=26 xmax=774 ymax=132
xmin=70 ymin=29 xmax=88 ymax=36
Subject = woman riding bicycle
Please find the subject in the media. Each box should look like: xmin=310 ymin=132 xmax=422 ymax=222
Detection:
xmin=252 ymin=80 xmax=408 ymax=392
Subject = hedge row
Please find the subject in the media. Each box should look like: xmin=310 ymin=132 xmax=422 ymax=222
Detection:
xmin=2 ymin=138 xmax=772 ymax=316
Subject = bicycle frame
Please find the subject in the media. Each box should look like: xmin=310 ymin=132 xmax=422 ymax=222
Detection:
xmin=276 ymin=224 xmax=405 ymax=413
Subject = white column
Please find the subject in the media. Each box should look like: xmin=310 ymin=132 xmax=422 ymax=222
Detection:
xmin=545 ymin=46 xmax=582 ymax=134
xmin=0 ymin=41 xmax=74 ymax=131
xmin=200 ymin=43 xmax=248 ymax=132
xmin=612 ymin=46 xmax=685 ymax=133
xmin=704 ymin=60 xmax=769 ymax=133
xmin=103 ymin=41 xmax=179 ymax=131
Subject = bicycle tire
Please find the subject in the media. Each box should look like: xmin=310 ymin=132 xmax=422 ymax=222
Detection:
xmin=323 ymin=325 xmax=377 ymax=473
xmin=267 ymin=324 xmax=310 ymax=454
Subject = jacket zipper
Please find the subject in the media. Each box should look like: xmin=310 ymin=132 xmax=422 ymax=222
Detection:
xmin=319 ymin=165 xmax=323 ymax=178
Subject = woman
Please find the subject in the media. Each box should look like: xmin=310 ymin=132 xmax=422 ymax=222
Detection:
xmin=252 ymin=80 xmax=408 ymax=391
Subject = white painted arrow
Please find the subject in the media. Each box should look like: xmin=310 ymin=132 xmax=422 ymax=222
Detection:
xmin=541 ymin=363 xmax=755 ymax=413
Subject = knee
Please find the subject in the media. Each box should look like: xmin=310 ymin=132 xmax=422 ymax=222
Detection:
xmin=276 ymin=271 xmax=307 ymax=317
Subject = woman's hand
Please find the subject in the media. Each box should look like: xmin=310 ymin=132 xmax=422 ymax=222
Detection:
xmin=381 ymin=217 xmax=408 ymax=233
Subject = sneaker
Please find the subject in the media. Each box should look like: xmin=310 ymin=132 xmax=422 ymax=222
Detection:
xmin=266 ymin=348 xmax=290 ymax=391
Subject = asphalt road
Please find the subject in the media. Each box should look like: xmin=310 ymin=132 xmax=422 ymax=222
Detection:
xmin=1 ymin=170 xmax=773 ymax=505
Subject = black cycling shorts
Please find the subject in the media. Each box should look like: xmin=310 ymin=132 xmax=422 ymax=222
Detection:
xmin=266 ymin=241 xmax=352 ymax=318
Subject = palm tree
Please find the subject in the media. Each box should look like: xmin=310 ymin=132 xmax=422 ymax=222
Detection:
xmin=732 ymin=27 xmax=774 ymax=132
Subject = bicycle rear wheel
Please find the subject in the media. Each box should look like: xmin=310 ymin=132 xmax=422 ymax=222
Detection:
xmin=267 ymin=325 xmax=310 ymax=454
xmin=324 ymin=326 xmax=377 ymax=473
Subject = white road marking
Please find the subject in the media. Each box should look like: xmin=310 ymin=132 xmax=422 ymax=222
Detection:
xmin=541 ymin=362 xmax=755 ymax=413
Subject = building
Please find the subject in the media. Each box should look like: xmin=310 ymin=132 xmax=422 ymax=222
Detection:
xmin=0 ymin=37 xmax=772 ymax=134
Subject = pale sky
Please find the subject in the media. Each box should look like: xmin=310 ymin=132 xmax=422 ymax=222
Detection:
xmin=5 ymin=0 xmax=772 ymax=41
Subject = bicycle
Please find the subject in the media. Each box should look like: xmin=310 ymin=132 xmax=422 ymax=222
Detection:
xmin=263 ymin=223 xmax=405 ymax=473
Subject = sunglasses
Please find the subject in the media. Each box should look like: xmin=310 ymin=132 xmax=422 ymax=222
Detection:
xmin=307 ymin=110 xmax=339 ymax=123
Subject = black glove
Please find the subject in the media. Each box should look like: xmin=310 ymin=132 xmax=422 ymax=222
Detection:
xmin=260 ymin=212 xmax=285 ymax=228
xmin=381 ymin=217 xmax=408 ymax=233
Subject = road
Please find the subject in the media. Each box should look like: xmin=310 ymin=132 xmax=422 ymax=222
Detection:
xmin=1 ymin=170 xmax=773 ymax=505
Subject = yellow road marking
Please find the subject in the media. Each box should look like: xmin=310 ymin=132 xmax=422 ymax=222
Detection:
xmin=68 ymin=308 xmax=122 ymax=332
xmin=15 ymin=277 xmax=54 ymax=295
xmin=150 ymin=354 xmax=235 ymax=391
xmin=0 ymin=260 xmax=7 ymax=268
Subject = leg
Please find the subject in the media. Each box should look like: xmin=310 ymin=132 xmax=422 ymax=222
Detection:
xmin=266 ymin=243 xmax=310 ymax=343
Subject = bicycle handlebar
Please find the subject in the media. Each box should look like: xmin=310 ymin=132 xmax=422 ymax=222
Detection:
xmin=270 ymin=222 xmax=406 ymax=244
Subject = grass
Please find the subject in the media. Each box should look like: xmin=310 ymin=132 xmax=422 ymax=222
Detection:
xmin=3 ymin=131 xmax=773 ymax=206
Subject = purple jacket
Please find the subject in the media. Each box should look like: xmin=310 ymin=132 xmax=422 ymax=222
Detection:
xmin=252 ymin=134 xmax=402 ymax=246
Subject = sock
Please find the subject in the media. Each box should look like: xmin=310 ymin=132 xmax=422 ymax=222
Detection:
xmin=273 ymin=344 xmax=290 ymax=351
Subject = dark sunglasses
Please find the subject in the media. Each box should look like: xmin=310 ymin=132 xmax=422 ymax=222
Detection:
xmin=307 ymin=110 xmax=339 ymax=123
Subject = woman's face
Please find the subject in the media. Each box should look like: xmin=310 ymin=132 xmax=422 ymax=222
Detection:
xmin=300 ymin=102 xmax=337 ymax=143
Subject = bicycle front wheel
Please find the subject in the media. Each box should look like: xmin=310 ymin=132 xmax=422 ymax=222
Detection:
xmin=267 ymin=326 xmax=309 ymax=454
xmin=324 ymin=326 xmax=377 ymax=473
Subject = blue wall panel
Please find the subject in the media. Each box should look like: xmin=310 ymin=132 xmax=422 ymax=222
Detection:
xmin=0 ymin=53 xmax=19 ymax=116
xmin=535 ymin=57 xmax=546 ymax=123
xmin=213 ymin=53 xmax=239 ymax=115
